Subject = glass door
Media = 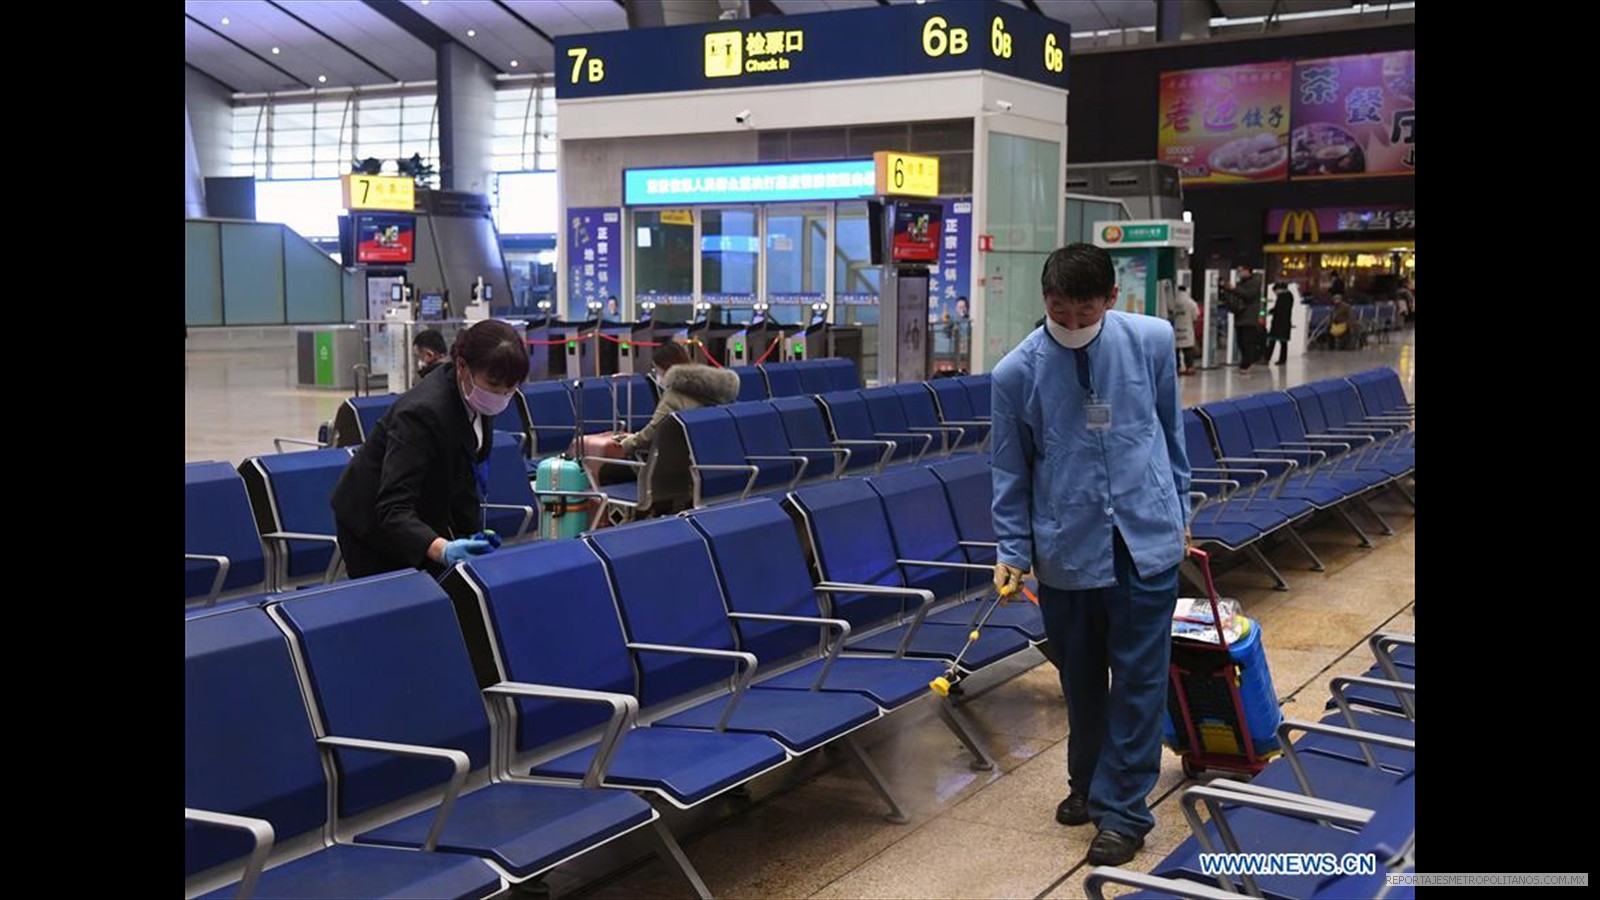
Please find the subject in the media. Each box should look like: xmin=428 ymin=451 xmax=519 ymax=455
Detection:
xmin=701 ymin=207 xmax=760 ymax=325
xmin=764 ymin=204 xmax=829 ymax=331
xmin=834 ymin=202 xmax=882 ymax=382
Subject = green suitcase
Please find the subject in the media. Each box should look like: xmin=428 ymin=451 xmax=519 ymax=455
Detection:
xmin=534 ymin=456 xmax=592 ymax=540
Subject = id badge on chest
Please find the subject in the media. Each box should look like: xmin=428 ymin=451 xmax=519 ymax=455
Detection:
xmin=1085 ymin=398 xmax=1112 ymax=431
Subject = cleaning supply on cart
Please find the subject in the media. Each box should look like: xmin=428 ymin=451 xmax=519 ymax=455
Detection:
xmin=1164 ymin=609 xmax=1282 ymax=760
xmin=1171 ymin=596 xmax=1246 ymax=645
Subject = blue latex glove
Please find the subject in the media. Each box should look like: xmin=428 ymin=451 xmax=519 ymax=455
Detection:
xmin=472 ymin=529 xmax=503 ymax=549
xmin=442 ymin=537 xmax=495 ymax=567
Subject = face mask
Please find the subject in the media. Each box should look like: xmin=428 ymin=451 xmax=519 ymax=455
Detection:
xmin=461 ymin=372 xmax=513 ymax=416
xmin=1045 ymin=316 xmax=1103 ymax=350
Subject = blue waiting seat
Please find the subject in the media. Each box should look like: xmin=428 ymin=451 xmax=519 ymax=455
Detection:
xmin=611 ymin=373 xmax=658 ymax=432
xmin=1179 ymin=410 xmax=1303 ymax=590
xmin=481 ymin=432 xmax=539 ymax=541
xmin=759 ymin=362 xmax=806 ymax=398
xmin=685 ymin=498 xmax=996 ymax=770
xmin=816 ymin=391 xmax=924 ymax=465
xmin=815 ymin=358 xmax=861 ymax=392
xmin=238 ymin=448 xmax=352 ymax=590
xmin=926 ymin=455 xmax=997 ymax=567
xmin=441 ymin=540 xmax=790 ymax=809
xmin=1150 ymin=771 xmax=1415 ymax=899
xmin=516 ymin=381 xmax=580 ymax=458
xmin=586 ymin=519 xmax=904 ymax=817
xmin=675 ymin=406 xmax=801 ymax=506
xmin=271 ymin=571 xmax=706 ymax=894
xmin=795 ymin=360 xmax=835 ymax=396
xmin=925 ymin=380 xmax=991 ymax=448
xmin=886 ymin=384 xmax=973 ymax=455
xmin=731 ymin=366 xmax=769 ymax=402
xmin=1312 ymin=380 xmax=1415 ymax=475
xmin=568 ymin=378 xmax=619 ymax=435
xmin=1207 ymin=397 xmax=1392 ymax=544
xmin=788 ymin=479 xmax=1034 ymax=674
xmin=860 ymin=387 xmax=943 ymax=459
xmin=955 ymin=374 xmax=991 ymax=419
xmin=331 ymin=394 xmax=400 ymax=447
xmin=770 ymin=396 xmax=890 ymax=475
xmin=726 ymin=401 xmax=847 ymax=482
xmin=867 ymin=466 xmax=1047 ymax=644
xmin=1283 ymin=384 xmax=1399 ymax=483
xmin=186 ymin=461 xmax=271 ymax=608
xmin=186 ymin=606 xmax=503 ymax=900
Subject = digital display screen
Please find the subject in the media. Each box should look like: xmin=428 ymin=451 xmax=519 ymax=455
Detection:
xmin=890 ymin=202 xmax=942 ymax=264
xmin=355 ymin=213 xmax=417 ymax=264
xmin=418 ymin=293 xmax=445 ymax=319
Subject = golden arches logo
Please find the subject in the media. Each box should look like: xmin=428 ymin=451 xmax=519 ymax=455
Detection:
xmin=1278 ymin=210 xmax=1320 ymax=243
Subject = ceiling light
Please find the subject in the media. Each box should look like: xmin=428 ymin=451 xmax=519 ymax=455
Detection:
xmin=509 ymin=60 xmax=519 ymax=67
xmin=420 ymin=0 xmax=430 ymax=5
xmin=318 ymin=75 xmax=328 ymax=83
xmin=271 ymin=47 xmax=281 ymax=54
xmin=467 ymin=29 xmax=477 ymax=37
xmin=221 ymin=17 xmax=230 ymax=25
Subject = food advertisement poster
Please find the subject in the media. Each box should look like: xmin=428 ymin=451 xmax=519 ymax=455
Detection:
xmin=1290 ymin=51 xmax=1414 ymax=180
xmin=1158 ymin=62 xmax=1291 ymax=185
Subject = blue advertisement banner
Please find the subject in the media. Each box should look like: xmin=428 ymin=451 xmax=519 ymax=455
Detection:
xmin=556 ymin=0 xmax=1069 ymax=100
xmin=567 ymin=207 xmax=621 ymax=316
xmin=928 ymin=197 xmax=972 ymax=324
xmin=626 ymin=160 xmax=876 ymax=206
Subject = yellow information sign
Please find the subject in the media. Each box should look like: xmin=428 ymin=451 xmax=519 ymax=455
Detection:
xmin=342 ymin=174 xmax=416 ymax=212
xmin=874 ymin=152 xmax=940 ymax=198
xmin=660 ymin=209 xmax=693 ymax=226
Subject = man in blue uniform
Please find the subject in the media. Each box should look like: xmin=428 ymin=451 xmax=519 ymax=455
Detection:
xmin=990 ymin=243 xmax=1190 ymax=867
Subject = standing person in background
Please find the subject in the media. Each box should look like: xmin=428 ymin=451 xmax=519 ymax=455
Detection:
xmin=1221 ymin=265 xmax=1263 ymax=372
xmin=1330 ymin=270 xmax=1346 ymax=302
xmin=1170 ymin=286 xmax=1199 ymax=376
xmin=990 ymin=243 xmax=1190 ymax=867
xmin=412 ymin=328 xmax=449 ymax=379
xmin=1264 ymin=283 xmax=1295 ymax=366
xmin=330 ymin=320 xmax=530 ymax=578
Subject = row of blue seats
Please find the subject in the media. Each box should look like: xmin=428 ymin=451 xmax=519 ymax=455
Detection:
xmin=1090 ymin=633 xmax=1415 ymax=899
xmin=186 ymin=370 xmax=995 ymax=607
xmin=327 ymin=358 xmax=865 ymax=452
xmin=1180 ymin=368 xmax=1414 ymax=591
xmin=187 ymin=457 xmax=1047 ymax=898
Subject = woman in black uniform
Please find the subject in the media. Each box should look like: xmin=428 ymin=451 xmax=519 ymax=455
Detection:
xmin=331 ymin=319 xmax=531 ymax=578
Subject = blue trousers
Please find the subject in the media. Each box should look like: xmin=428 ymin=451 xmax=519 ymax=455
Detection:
xmin=1037 ymin=530 xmax=1179 ymax=838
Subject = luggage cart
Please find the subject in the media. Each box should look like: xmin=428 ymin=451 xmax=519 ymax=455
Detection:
xmin=1164 ymin=547 xmax=1282 ymax=779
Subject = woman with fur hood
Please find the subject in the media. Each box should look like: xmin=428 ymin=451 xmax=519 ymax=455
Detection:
xmin=615 ymin=341 xmax=742 ymax=455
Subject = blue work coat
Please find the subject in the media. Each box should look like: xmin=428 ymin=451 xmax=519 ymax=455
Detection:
xmin=990 ymin=311 xmax=1191 ymax=590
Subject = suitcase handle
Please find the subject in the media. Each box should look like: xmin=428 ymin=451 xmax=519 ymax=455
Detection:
xmin=1183 ymin=546 xmax=1234 ymax=653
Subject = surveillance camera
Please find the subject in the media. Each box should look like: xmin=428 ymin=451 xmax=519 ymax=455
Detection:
xmin=734 ymin=109 xmax=752 ymax=125
xmin=995 ymin=100 xmax=1014 ymax=111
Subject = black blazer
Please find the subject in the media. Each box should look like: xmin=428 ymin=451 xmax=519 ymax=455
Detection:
xmin=330 ymin=361 xmax=496 ymax=569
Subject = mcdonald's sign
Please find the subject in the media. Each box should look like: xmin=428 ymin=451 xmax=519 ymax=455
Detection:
xmin=1277 ymin=209 xmax=1320 ymax=243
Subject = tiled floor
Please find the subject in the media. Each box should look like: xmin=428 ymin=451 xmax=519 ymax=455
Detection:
xmin=184 ymin=326 xmax=1415 ymax=899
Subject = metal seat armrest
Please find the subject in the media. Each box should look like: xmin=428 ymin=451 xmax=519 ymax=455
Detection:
xmin=479 ymin=503 xmax=536 ymax=539
xmin=185 ymin=808 xmax=275 ymax=900
xmin=273 ymin=436 xmax=328 ymax=452
xmin=746 ymin=454 xmax=810 ymax=490
xmin=814 ymin=582 xmax=936 ymax=656
xmin=484 ymin=682 xmax=639 ymax=787
xmin=317 ymin=736 xmax=470 ymax=851
xmin=625 ymin=643 xmax=759 ymax=730
xmin=689 ymin=463 xmax=761 ymax=505
xmin=186 ymin=553 xmax=231 ymax=607
xmin=727 ymin=613 xmax=852 ymax=689
xmin=832 ymin=439 xmax=896 ymax=474
xmin=791 ymin=446 xmax=851 ymax=478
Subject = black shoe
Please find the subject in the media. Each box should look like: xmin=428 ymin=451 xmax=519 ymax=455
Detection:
xmin=1087 ymin=829 xmax=1144 ymax=866
xmin=1055 ymin=793 xmax=1090 ymax=826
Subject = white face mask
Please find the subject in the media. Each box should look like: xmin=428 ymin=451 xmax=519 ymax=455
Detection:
xmin=1045 ymin=316 xmax=1103 ymax=349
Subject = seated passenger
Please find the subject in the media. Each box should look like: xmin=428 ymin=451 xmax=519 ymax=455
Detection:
xmin=615 ymin=341 xmax=740 ymax=455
